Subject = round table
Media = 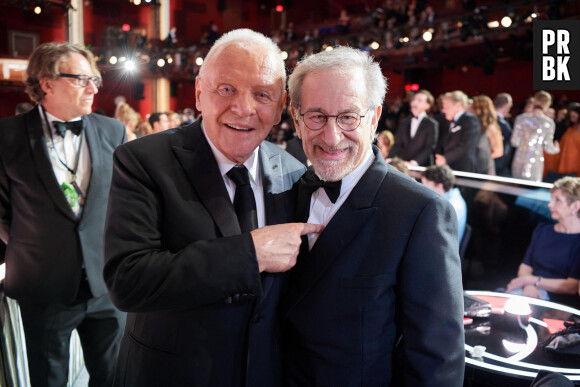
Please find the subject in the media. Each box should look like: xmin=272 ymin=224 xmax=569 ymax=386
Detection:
xmin=464 ymin=290 xmax=580 ymax=385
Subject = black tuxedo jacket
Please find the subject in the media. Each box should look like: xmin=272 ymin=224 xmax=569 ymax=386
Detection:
xmin=103 ymin=121 xmax=305 ymax=387
xmin=0 ymin=107 xmax=125 ymax=304
xmin=283 ymin=147 xmax=465 ymax=386
xmin=495 ymin=116 xmax=513 ymax=176
xmin=388 ymin=115 xmax=438 ymax=166
xmin=437 ymin=112 xmax=480 ymax=172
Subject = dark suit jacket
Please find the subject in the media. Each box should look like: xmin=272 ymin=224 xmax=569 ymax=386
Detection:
xmin=437 ymin=111 xmax=480 ymax=172
xmin=103 ymin=121 xmax=305 ymax=387
xmin=495 ymin=115 xmax=513 ymax=176
xmin=0 ymin=107 xmax=126 ymax=304
xmin=283 ymin=146 xmax=465 ymax=386
xmin=388 ymin=115 xmax=438 ymax=166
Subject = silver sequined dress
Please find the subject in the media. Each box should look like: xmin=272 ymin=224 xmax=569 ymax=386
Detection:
xmin=510 ymin=112 xmax=559 ymax=181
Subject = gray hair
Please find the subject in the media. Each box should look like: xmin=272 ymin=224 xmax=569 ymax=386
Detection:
xmin=288 ymin=46 xmax=387 ymax=110
xmin=442 ymin=90 xmax=469 ymax=110
xmin=199 ymin=28 xmax=286 ymax=90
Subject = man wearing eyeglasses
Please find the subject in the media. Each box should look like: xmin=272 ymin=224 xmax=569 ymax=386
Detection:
xmin=282 ymin=46 xmax=465 ymax=386
xmin=0 ymin=42 xmax=126 ymax=386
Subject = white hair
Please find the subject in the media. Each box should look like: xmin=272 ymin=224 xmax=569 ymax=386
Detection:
xmin=288 ymin=46 xmax=387 ymax=109
xmin=199 ymin=28 xmax=286 ymax=90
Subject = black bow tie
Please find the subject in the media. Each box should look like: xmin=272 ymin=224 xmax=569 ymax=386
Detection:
xmin=53 ymin=120 xmax=84 ymax=137
xmin=302 ymin=168 xmax=342 ymax=203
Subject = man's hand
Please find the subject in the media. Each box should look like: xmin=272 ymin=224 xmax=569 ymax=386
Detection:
xmin=251 ymin=223 xmax=324 ymax=273
xmin=435 ymin=154 xmax=447 ymax=166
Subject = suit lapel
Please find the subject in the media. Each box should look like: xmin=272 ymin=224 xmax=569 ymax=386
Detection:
xmin=26 ymin=109 xmax=77 ymax=221
xmin=80 ymin=115 xmax=101 ymax=220
xmin=172 ymin=122 xmax=240 ymax=237
xmin=259 ymin=143 xmax=291 ymax=298
xmin=284 ymin=147 xmax=387 ymax=315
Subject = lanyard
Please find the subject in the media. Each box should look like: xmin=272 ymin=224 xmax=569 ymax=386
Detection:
xmin=41 ymin=105 xmax=84 ymax=182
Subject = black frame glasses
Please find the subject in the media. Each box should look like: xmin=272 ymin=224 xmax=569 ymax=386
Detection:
xmin=299 ymin=109 xmax=368 ymax=131
xmin=57 ymin=73 xmax=102 ymax=88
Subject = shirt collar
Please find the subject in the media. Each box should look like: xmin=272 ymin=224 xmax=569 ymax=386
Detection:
xmin=453 ymin=110 xmax=465 ymax=122
xmin=412 ymin=112 xmax=426 ymax=121
xmin=201 ymin=120 xmax=260 ymax=184
xmin=38 ymin=105 xmax=82 ymax=135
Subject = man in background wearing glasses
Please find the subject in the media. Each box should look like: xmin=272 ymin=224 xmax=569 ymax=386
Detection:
xmin=0 ymin=42 xmax=126 ymax=386
xmin=282 ymin=46 xmax=465 ymax=386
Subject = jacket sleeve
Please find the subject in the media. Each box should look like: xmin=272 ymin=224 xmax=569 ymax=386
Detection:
xmin=103 ymin=144 xmax=263 ymax=313
xmin=398 ymin=196 xmax=465 ymax=386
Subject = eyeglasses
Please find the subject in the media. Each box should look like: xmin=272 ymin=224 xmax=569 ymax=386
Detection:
xmin=299 ymin=110 xmax=368 ymax=131
xmin=57 ymin=73 xmax=102 ymax=88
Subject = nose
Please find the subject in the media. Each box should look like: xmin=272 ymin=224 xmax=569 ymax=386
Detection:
xmin=230 ymin=91 xmax=255 ymax=117
xmin=320 ymin=117 xmax=343 ymax=146
xmin=86 ymin=80 xmax=98 ymax=94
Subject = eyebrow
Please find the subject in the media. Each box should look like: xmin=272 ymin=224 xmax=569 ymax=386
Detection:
xmin=302 ymin=107 xmax=361 ymax=114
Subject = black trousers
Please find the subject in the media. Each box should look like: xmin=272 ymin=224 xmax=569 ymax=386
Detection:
xmin=18 ymin=280 xmax=125 ymax=387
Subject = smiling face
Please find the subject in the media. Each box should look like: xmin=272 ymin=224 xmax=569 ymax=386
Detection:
xmin=292 ymin=69 xmax=381 ymax=182
xmin=442 ymin=98 xmax=462 ymax=121
xmin=40 ymin=52 xmax=98 ymax=121
xmin=195 ymin=43 xmax=286 ymax=163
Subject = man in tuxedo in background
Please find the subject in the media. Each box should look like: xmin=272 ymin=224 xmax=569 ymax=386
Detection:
xmin=0 ymin=42 xmax=126 ymax=386
xmin=103 ymin=29 xmax=322 ymax=386
xmin=494 ymin=92 xmax=514 ymax=176
xmin=435 ymin=90 xmax=480 ymax=172
xmin=283 ymin=46 xmax=464 ymax=386
xmin=388 ymin=88 xmax=438 ymax=166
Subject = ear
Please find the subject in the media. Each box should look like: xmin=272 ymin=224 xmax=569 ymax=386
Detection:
xmin=195 ymin=76 xmax=202 ymax=112
xmin=571 ymin=200 xmax=580 ymax=215
xmin=290 ymin=104 xmax=303 ymax=139
xmin=39 ymin=78 xmax=53 ymax=95
xmin=369 ymin=104 xmax=382 ymax=140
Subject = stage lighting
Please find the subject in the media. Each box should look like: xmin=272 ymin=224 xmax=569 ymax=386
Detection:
xmin=501 ymin=16 xmax=512 ymax=28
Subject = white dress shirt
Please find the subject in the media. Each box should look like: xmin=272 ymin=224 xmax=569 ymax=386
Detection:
xmin=202 ymin=123 xmax=266 ymax=228
xmin=410 ymin=112 xmax=426 ymax=138
xmin=40 ymin=105 xmax=91 ymax=195
xmin=307 ymin=147 xmax=374 ymax=249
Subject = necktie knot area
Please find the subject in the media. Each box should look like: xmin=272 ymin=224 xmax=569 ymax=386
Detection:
xmin=227 ymin=164 xmax=251 ymax=186
xmin=227 ymin=165 xmax=258 ymax=233
xmin=302 ymin=168 xmax=342 ymax=203
xmin=53 ymin=120 xmax=84 ymax=137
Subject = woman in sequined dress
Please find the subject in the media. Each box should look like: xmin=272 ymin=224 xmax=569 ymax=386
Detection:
xmin=511 ymin=91 xmax=559 ymax=181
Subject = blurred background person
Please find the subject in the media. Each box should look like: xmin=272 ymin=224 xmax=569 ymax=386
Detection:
xmin=422 ymin=165 xmax=467 ymax=244
xmin=169 ymin=111 xmax=182 ymax=128
xmin=555 ymin=103 xmax=580 ymax=178
xmin=148 ymin=112 xmax=170 ymax=134
xmin=15 ymin=101 xmax=34 ymax=115
xmin=511 ymin=91 xmax=559 ymax=182
xmin=472 ymin=95 xmax=503 ymax=175
xmin=493 ymin=93 xmax=513 ymax=176
xmin=377 ymin=129 xmax=395 ymax=160
xmin=506 ymin=177 xmax=580 ymax=307
xmin=114 ymin=101 xmax=139 ymax=141
xmin=388 ymin=89 xmax=438 ymax=166
xmin=435 ymin=90 xmax=480 ymax=172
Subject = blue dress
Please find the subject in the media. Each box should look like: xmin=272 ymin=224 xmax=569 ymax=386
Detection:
xmin=523 ymin=222 xmax=580 ymax=280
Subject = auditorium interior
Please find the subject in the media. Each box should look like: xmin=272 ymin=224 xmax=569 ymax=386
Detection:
xmin=1 ymin=0 xmax=580 ymax=386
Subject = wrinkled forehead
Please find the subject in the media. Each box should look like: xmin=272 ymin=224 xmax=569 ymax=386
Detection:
xmin=206 ymin=42 xmax=285 ymax=88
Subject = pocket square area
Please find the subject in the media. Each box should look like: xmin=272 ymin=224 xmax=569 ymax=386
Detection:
xmin=450 ymin=125 xmax=462 ymax=133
